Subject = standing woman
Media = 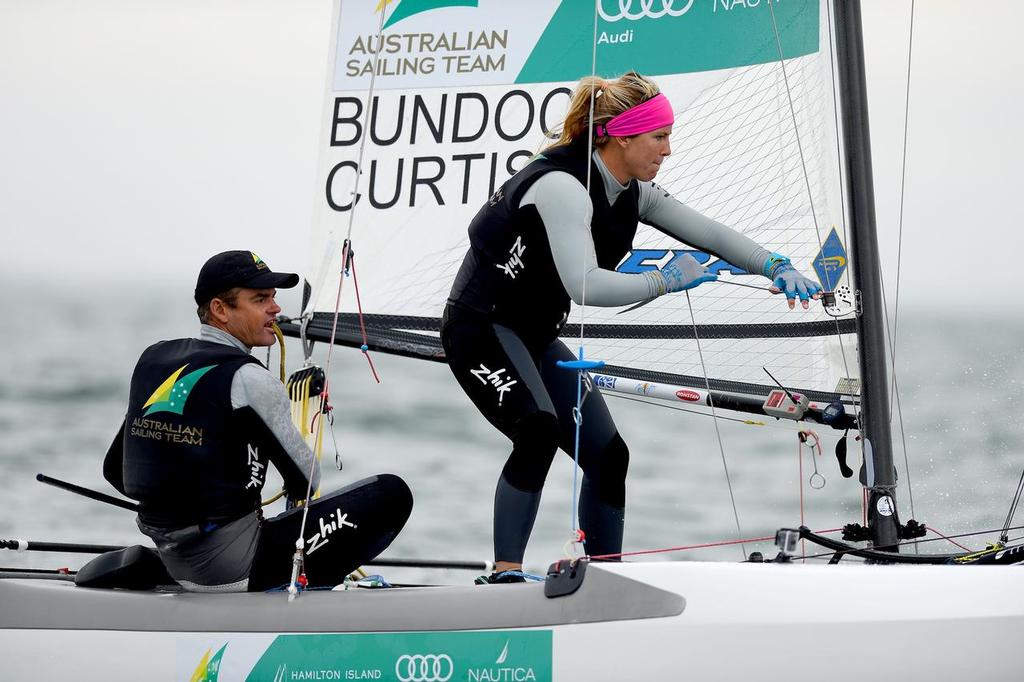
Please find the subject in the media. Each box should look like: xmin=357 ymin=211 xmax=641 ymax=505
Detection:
xmin=441 ymin=72 xmax=820 ymax=583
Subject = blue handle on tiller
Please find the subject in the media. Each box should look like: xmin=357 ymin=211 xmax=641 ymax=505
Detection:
xmin=556 ymin=359 xmax=605 ymax=371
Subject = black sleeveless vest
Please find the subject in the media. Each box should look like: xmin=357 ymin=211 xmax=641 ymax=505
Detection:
xmin=448 ymin=138 xmax=641 ymax=342
xmin=122 ymin=339 xmax=273 ymax=529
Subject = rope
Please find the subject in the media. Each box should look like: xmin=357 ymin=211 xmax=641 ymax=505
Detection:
xmin=588 ymin=527 xmax=843 ymax=561
xmin=794 ymin=525 xmax=1024 ymax=563
xmin=1000 ymin=467 xmax=1024 ymax=543
xmin=769 ymin=0 xmax=869 ymax=518
xmin=821 ymin=0 xmax=868 ymax=486
xmin=926 ymin=526 xmax=972 ymax=553
xmin=271 ymin=323 xmax=286 ymax=382
xmin=565 ymin=0 xmax=603 ymax=555
xmin=685 ymin=289 xmax=745 ymax=558
xmin=880 ymin=0 xmax=918 ymax=526
xmin=604 ymin=392 xmax=767 ymax=426
xmin=347 ymin=247 xmax=380 ymax=383
xmin=287 ymin=4 xmax=390 ymax=597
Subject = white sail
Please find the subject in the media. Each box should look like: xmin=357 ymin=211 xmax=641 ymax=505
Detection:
xmin=305 ymin=0 xmax=858 ymax=401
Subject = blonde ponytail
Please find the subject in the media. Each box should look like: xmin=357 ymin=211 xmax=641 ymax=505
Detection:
xmin=546 ymin=71 xmax=661 ymax=149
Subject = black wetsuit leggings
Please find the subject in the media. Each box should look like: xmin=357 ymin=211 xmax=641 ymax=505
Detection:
xmin=441 ymin=305 xmax=629 ymax=564
xmin=248 ymin=474 xmax=412 ymax=591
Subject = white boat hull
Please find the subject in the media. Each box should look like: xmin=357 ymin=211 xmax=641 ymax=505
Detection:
xmin=2 ymin=560 xmax=1022 ymax=680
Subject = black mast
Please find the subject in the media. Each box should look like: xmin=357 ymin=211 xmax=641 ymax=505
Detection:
xmin=833 ymin=0 xmax=900 ymax=550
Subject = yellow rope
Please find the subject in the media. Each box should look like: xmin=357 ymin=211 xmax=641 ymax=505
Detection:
xmin=271 ymin=322 xmax=286 ymax=383
xmin=262 ymin=488 xmax=286 ymax=506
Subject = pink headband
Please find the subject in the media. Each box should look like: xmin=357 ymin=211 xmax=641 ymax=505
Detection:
xmin=595 ymin=93 xmax=674 ymax=138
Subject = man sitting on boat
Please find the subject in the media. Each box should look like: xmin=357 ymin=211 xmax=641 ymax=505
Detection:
xmin=102 ymin=250 xmax=412 ymax=592
xmin=442 ymin=72 xmax=822 ymax=584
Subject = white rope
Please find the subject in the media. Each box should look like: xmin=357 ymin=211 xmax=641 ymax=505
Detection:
xmin=880 ymin=0 xmax=917 ymax=523
xmin=566 ymin=0 xmax=603 ymax=545
xmin=772 ymin=0 xmax=870 ymax=489
xmin=685 ymin=290 xmax=746 ymax=559
xmin=289 ymin=3 xmax=389 ymax=594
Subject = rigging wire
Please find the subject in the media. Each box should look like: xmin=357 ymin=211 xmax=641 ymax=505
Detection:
xmin=791 ymin=524 xmax=1024 ymax=563
xmin=889 ymin=0 xmax=916 ymax=402
xmin=877 ymin=0 xmax=918 ymax=525
xmin=603 ymin=392 xmax=769 ymax=427
xmin=769 ymin=0 xmax=863 ymax=463
xmin=1000 ymin=467 xmax=1024 ymax=543
xmin=685 ymin=290 xmax=746 ymax=559
xmin=563 ymin=0 xmax=604 ymax=552
xmin=288 ymin=5 xmax=390 ymax=596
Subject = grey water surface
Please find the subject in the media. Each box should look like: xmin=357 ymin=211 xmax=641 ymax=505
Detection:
xmin=2 ymin=279 xmax=1021 ymax=582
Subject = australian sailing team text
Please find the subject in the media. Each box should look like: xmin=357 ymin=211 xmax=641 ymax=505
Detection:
xmin=346 ymin=31 xmax=507 ymax=77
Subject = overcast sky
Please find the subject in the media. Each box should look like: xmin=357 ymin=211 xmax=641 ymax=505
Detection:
xmin=2 ymin=0 xmax=1021 ymax=310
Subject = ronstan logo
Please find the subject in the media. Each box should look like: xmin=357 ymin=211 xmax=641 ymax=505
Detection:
xmin=676 ymin=389 xmax=701 ymax=402
xmin=598 ymin=0 xmax=695 ymax=22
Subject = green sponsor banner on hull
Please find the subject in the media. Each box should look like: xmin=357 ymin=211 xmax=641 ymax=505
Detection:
xmin=517 ymin=0 xmax=819 ymax=83
xmin=247 ymin=630 xmax=552 ymax=681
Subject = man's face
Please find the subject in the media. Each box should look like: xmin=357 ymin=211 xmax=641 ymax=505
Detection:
xmin=218 ymin=288 xmax=281 ymax=347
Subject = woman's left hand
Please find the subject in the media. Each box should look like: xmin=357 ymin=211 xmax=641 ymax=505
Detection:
xmin=770 ymin=265 xmax=823 ymax=309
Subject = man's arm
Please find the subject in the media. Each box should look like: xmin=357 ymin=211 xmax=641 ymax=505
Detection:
xmin=232 ymin=364 xmax=321 ymax=499
xmin=102 ymin=419 xmax=128 ymax=495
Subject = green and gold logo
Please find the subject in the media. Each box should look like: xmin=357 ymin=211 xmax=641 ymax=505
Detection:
xmin=377 ymin=0 xmax=479 ymax=29
xmin=143 ymin=364 xmax=216 ymax=416
xmin=190 ymin=644 xmax=227 ymax=682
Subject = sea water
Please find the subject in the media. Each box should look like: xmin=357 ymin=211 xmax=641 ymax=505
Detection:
xmin=1 ymin=278 xmax=1021 ymax=582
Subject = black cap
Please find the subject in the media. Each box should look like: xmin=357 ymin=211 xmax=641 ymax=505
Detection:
xmin=194 ymin=250 xmax=300 ymax=305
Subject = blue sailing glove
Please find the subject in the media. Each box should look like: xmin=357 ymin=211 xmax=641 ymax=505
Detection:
xmin=652 ymin=254 xmax=718 ymax=295
xmin=763 ymin=253 xmax=822 ymax=307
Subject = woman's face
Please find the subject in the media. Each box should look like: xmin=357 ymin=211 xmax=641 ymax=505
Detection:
xmin=620 ymin=125 xmax=673 ymax=181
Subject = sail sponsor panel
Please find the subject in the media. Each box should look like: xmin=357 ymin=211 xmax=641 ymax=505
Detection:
xmin=309 ymin=0 xmax=858 ymax=398
xmin=233 ymin=630 xmax=551 ymax=682
xmin=332 ymin=1 xmax=819 ymax=91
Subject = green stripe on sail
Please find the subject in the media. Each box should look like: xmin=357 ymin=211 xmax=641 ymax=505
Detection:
xmin=382 ymin=0 xmax=479 ymax=29
xmin=516 ymin=0 xmax=819 ymax=84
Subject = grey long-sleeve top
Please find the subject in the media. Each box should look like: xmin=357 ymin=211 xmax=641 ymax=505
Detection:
xmin=518 ymin=150 xmax=772 ymax=306
xmin=201 ymin=324 xmax=321 ymax=493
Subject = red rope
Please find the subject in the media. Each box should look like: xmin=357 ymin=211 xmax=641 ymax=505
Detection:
xmin=588 ymin=527 xmax=844 ymax=561
xmin=798 ymin=433 xmax=806 ymax=561
xmin=926 ymin=526 xmax=972 ymax=552
xmin=348 ymin=251 xmax=380 ymax=383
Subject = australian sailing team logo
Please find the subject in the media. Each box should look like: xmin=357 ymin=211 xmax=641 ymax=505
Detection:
xmin=190 ymin=644 xmax=227 ymax=682
xmin=378 ymin=0 xmax=480 ymax=29
xmin=142 ymin=364 xmax=217 ymax=416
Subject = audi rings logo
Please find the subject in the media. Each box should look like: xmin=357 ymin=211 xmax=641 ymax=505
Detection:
xmin=598 ymin=0 xmax=695 ymax=22
xmin=396 ymin=654 xmax=454 ymax=682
